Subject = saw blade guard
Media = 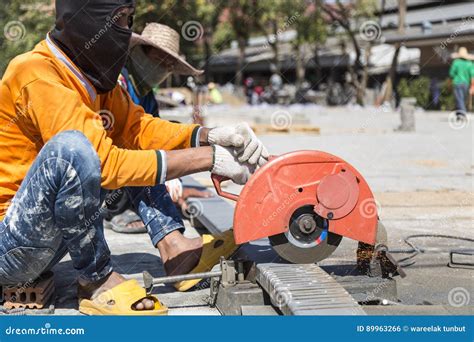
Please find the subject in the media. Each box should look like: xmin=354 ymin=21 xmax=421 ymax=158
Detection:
xmin=212 ymin=150 xmax=378 ymax=247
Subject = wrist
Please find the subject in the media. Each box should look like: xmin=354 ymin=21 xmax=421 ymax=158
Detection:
xmin=199 ymin=127 xmax=210 ymax=146
xmin=211 ymin=145 xmax=216 ymax=171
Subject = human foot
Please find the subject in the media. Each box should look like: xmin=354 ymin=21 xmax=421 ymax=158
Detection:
xmin=176 ymin=188 xmax=212 ymax=213
xmin=182 ymin=188 xmax=212 ymax=200
xmin=78 ymin=272 xmax=154 ymax=310
xmin=157 ymin=231 xmax=203 ymax=276
xmin=105 ymin=210 xmax=146 ymax=234
xmin=126 ymin=220 xmax=145 ymax=229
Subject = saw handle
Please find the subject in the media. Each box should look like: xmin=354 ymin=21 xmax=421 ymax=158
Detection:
xmin=211 ymin=174 xmax=239 ymax=201
xmin=211 ymin=155 xmax=279 ymax=201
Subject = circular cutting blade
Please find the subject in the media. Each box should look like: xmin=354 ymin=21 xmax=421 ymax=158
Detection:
xmin=269 ymin=206 xmax=342 ymax=264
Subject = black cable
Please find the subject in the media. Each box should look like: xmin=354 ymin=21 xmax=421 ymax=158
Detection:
xmin=388 ymin=234 xmax=474 ymax=267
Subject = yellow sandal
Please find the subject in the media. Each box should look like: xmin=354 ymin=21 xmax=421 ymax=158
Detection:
xmin=174 ymin=230 xmax=239 ymax=292
xmin=79 ymin=279 xmax=168 ymax=315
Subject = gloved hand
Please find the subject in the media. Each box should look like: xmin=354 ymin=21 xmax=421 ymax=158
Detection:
xmin=208 ymin=122 xmax=268 ymax=166
xmin=211 ymin=145 xmax=256 ymax=185
xmin=165 ymin=179 xmax=183 ymax=202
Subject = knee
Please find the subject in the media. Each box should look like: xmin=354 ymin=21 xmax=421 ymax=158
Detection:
xmin=46 ymin=130 xmax=101 ymax=180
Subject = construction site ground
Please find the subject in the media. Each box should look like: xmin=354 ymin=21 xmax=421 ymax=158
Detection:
xmin=17 ymin=105 xmax=473 ymax=315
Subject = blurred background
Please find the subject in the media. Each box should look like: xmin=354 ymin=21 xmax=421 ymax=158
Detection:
xmin=1 ymin=0 xmax=473 ymax=111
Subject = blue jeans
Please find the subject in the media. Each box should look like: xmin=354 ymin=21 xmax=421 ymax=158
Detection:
xmin=0 ymin=130 xmax=183 ymax=285
xmin=454 ymin=83 xmax=468 ymax=114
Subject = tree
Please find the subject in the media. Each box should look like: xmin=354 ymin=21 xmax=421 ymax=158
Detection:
xmin=384 ymin=0 xmax=406 ymax=106
xmin=253 ymin=0 xmax=288 ymax=75
xmin=194 ymin=0 xmax=226 ymax=83
xmin=0 ymin=0 xmax=54 ymax=77
xmin=288 ymin=0 xmax=328 ymax=88
xmin=228 ymin=0 xmax=258 ymax=87
xmin=321 ymin=0 xmax=377 ymax=106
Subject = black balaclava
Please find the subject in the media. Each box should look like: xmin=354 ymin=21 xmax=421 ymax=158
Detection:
xmin=50 ymin=0 xmax=135 ymax=94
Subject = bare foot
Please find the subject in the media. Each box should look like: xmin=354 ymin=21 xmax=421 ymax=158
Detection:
xmin=78 ymin=272 xmax=154 ymax=310
xmin=126 ymin=220 xmax=145 ymax=229
xmin=182 ymin=188 xmax=212 ymax=200
xmin=157 ymin=231 xmax=203 ymax=276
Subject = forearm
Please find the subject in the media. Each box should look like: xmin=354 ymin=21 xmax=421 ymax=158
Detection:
xmin=165 ymin=146 xmax=213 ymax=180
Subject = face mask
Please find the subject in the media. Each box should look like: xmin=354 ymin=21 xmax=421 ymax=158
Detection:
xmin=127 ymin=46 xmax=172 ymax=95
xmin=50 ymin=0 xmax=135 ymax=94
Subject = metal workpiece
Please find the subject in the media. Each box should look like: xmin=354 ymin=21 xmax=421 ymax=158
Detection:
xmin=143 ymin=258 xmax=241 ymax=293
xmin=256 ymin=263 xmax=365 ymax=315
xmin=143 ymin=270 xmax=222 ymax=290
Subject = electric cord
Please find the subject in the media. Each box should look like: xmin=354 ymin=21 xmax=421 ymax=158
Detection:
xmin=388 ymin=234 xmax=474 ymax=267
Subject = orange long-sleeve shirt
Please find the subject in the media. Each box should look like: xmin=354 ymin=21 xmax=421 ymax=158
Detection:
xmin=0 ymin=36 xmax=199 ymax=219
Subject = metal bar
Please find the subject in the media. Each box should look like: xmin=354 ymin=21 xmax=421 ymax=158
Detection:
xmin=150 ymin=270 xmax=222 ymax=285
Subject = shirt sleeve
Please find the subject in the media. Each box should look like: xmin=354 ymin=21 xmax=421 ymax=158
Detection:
xmin=19 ymin=79 xmax=161 ymax=189
xmin=103 ymin=86 xmax=201 ymax=151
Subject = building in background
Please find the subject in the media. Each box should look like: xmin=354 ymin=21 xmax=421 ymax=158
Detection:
xmin=207 ymin=0 xmax=472 ymax=91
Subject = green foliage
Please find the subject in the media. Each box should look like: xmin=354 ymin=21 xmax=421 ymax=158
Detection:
xmin=289 ymin=0 xmax=327 ymax=47
xmin=398 ymin=76 xmax=455 ymax=110
xmin=397 ymin=77 xmax=430 ymax=109
xmin=0 ymin=0 xmax=55 ymax=77
xmin=439 ymin=78 xmax=455 ymax=111
xmin=213 ymin=21 xmax=235 ymax=51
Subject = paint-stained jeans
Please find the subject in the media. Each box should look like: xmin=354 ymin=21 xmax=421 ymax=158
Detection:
xmin=0 ymin=130 xmax=110 ymax=285
xmin=125 ymin=185 xmax=184 ymax=247
xmin=0 ymin=130 xmax=184 ymax=285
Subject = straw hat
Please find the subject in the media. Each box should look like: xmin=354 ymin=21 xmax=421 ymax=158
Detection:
xmin=130 ymin=23 xmax=203 ymax=76
xmin=451 ymin=47 xmax=474 ymax=60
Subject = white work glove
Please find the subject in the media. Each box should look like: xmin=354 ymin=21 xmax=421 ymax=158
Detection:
xmin=211 ymin=145 xmax=256 ymax=185
xmin=165 ymin=179 xmax=183 ymax=202
xmin=208 ymin=122 xmax=269 ymax=166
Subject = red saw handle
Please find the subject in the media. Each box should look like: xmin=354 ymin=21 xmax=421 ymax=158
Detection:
xmin=211 ymin=174 xmax=239 ymax=201
xmin=211 ymin=155 xmax=278 ymax=202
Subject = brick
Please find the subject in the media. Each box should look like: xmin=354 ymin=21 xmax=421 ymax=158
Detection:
xmin=3 ymin=271 xmax=54 ymax=309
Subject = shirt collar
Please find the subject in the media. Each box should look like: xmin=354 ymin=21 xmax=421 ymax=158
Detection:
xmin=45 ymin=33 xmax=97 ymax=103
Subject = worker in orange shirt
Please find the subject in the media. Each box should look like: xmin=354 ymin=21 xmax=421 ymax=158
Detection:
xmin=0 ymin=0 xmax=268 ymax=315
